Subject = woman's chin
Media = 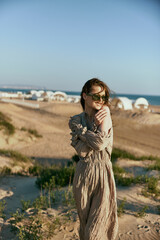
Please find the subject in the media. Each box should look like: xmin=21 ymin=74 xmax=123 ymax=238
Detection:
xmin=94 ymin=103 xmax=103 ymax=110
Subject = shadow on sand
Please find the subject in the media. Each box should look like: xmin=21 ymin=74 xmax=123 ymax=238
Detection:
xmin=32 ymin=157 xmax=72 ymax=167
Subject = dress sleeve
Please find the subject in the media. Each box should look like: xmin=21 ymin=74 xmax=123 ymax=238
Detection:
xmin=69 ymin=114 xmax=113 ymax=156
xmin=79 ymin=128 xmax=112 ymax=152
xmin=69 ymin=115 xmax=92 ymax=158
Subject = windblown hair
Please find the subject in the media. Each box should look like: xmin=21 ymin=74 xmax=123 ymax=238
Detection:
xmin=80 ymin=78 xmax=110 ymax=110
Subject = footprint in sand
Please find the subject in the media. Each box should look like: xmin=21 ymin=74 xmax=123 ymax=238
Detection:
xmin=126 ymin=231 xmax=133 ymax=235
xmin=154 ymin=221 xmax=160 ymax=235
xmin=137 ymin=224 xmax=150 ymax=233
xmin=137 ymin=224 xmax=143 ymax=230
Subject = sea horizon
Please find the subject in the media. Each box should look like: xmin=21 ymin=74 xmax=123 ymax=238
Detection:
xmin=0 ymin=87 xmax=160 ymax=106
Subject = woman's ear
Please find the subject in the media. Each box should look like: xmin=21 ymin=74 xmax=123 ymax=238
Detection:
xmin=83 ymin=92 xmax=87 ymax=100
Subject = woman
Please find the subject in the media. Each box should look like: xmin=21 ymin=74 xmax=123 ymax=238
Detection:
xmin=69 ymin=78 xmax=118 ymax=240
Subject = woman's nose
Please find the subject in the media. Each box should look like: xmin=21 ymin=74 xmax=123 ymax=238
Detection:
xmin=99 ymin=97 xmax=103 ymax=103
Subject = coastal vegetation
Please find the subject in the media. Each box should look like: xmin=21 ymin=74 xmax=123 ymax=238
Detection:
xmin=21 ymin=127 xmax=42 ymax=138
xmin=0 ymin=149 xmax=32 ymax=163
xmin=0 ymin=149 xmax=33 ymax=176
xmin=9 ymin=185 xmax=75 ymax=240
xmin=1 ymin=147 xmax=160 ymax=239
xmin=117 ymin=198 xmax=126 ymax=217
xmin=0 ymin=200 xmax=6 ymax=219
xmin=111 ymin=147 xmax=160 ymax=162
xmin=0 ymin=111 xmax=15 ymax=135
xmin=0 ymin=110 xmax=42 ymax=139
xmin=136 ymin=206 xmax=149 ymax=218
xmin=1 ymin=148 xmax=159 ymax=195
xmin=111 ymin=149 xmax=160 ymax=199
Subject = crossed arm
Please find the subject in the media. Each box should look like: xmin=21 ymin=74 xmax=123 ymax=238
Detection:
xmin=69 ymin=107 xmax=112 ymax=158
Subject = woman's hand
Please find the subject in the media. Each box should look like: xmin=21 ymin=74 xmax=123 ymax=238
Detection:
xmin=94 ymin=106 xmax=109 ymax=126
xmin=94 ymin=106 xmax=112 ymax=133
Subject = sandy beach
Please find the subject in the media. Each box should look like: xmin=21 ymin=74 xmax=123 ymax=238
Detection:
xmin=0 ymin=100 xmax=160 ymax=239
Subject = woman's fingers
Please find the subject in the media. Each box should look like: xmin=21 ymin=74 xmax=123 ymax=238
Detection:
xmin=95 ymin=109 xmax=107 ymax=118
xmin=95 ymin=108 xmax=105 ymax=116
xmin=96 ymin=112 xmax=107 ymax=121
xmin=94 ymin=107 xmax=110 ymax=126
xmin=94 ymin=111 xmax=107 ymax=125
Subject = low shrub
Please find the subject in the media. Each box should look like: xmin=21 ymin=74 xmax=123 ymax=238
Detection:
xmin=0 ymin=200 xmax=6 ymax=219
xmin=62 ymin=185 xmax=75 ymax=207
xmin=29 ymin=165 xmax=43 ymax=176
xmin=0 ymin=166 xmax=12 ymax=175
xmin=114 ymin=175 xmax=134 ymax=186
xmin=0 ymin=111 xmax=15 ymax=135
xmin=147 ymin=177 xmax=159 ymax=194
xmin=111 ymin=148 xmax=137 ymax=162
xmin=28 ymin=129 xmax=42 ymax=138
xmin=18 ymin=217 xmax=43 ymax=240
xmin=147 ymin=161 xmax=160 ymax=171
xmin=141 ymin=177 xmax=160 ymax=198
xmin=32 ymin=196 xmax=49 ymax=211
xmin=20 ymin=127 xmax=27 ymax=131
xmin=21 ymin=127 xmax=42 ymax=138
xmin=10 ymin=209 xmax=25 ymax=232
xmin=21 ymin=200 xmax=32 ymax=212
xmin=113 ymin=165 xmax=148 ymax=187
xmin=36 ymin=166 xmax=75 ymax=189
xmin=111 ymin=148 xmax=160 ymax=162
xmin=10 ymin=185 xmax=74 ymax=239
xmin=0 ymin=149 xmax=32 ymax=163
xmin=117 ymin=198 xmax=126 ymax=217
xmin=136 ymin=206 xmax=149 ymax=217
xmin=112 ymin=165 xmax=126 ymax=174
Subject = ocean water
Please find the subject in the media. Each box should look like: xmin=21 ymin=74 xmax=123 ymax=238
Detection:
xmin=0 ymin=88 xmax=160 ymax=106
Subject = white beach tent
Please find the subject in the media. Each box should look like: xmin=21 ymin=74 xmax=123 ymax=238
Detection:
xmin=46 ymin=91 xmax=54 ymax=98
xmin=31 ymin=90 xmax=44 ymax=101
xmin=67 ymin=95 xmax=80 ymax=103
xmin=112 ymin=97 xmax=133 ymax=110
xmin=42 ymin=91 xmax=54 ymax=101
xmin=53 ymin=91 xmax=67 ymax=101
xmin=134 ymin=97 xmax=149 ymax=109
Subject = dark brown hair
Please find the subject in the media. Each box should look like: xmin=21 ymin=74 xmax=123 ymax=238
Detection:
xmin=80 ymin=78 xmax=110 ymax=110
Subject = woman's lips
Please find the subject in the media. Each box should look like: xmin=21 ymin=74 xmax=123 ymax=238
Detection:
xmin=95 ymin=102 xmax=102 ymax=105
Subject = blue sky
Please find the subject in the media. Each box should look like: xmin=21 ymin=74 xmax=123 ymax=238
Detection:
xmin=0 ymin=0 xmax=160 ymax=95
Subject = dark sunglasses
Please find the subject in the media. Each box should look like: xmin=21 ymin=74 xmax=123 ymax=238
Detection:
xmin=87 ymin=93 xmax=108 ymax=102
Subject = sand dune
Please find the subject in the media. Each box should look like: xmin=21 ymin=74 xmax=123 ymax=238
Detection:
xmin=0 ymin=101 xmax=160 ymax=239
xmin=1 ymin=101 xmax=160 ymax=159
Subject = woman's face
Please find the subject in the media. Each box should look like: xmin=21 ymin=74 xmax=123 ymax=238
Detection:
xmin=83 ymin=85 xmax=106 ymax=111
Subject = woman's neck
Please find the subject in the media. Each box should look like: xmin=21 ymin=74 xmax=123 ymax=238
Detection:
xmin=84 ymin=106 xmax=96 ymax=120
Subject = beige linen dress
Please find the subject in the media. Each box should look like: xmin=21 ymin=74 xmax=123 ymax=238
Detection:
xmin=69 ymin=112 xmax=118 ymax=240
